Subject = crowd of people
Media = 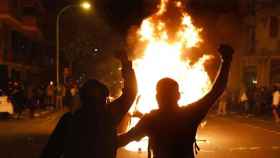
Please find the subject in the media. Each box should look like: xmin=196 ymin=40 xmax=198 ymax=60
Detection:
xmin=0 ymin=65 xmax=279 ymax=124
xmin=0 ymin=80 xmax=80 ymax=119
xmin=41 ymin=44 xmax=233 ymax=158
xmin=0 ymin=43 xmax=272 ymax=158
xmin=215 ymin=85 xmax=280 ymax=123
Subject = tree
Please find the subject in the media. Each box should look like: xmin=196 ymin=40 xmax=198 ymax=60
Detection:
xmin=61 ymin=33 xmax=98 ymax=70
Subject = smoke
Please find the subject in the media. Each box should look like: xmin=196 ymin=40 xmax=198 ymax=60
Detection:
xmin=94 ymin=0 xmax=160 ymax=35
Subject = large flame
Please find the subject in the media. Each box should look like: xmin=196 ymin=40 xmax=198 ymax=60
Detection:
xmin=124 ymin=0 xmax=212 ymax=152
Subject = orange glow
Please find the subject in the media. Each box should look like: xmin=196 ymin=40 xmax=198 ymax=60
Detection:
xmin=125 ymin=0 xmax=212 ymax=152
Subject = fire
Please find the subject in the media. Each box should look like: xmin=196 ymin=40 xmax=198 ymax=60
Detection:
xmin=124 ymin=0 xmax=212 ymax=152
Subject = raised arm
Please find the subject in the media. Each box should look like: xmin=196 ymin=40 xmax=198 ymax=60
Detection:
xmin=186 ymin=44 xmax=234 ymax=120
xmin=109 ymin=50 xmax=137 ymax=124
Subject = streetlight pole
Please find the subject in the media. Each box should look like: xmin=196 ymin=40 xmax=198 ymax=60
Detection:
xmin=56 ymin=5 xmax=75 ymax=92
xmin=56 ymin=2 xmax=91 ymax=108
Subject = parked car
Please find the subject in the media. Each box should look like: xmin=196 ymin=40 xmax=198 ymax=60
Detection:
xmin=0 ymin=96 xmax=14 ymax=115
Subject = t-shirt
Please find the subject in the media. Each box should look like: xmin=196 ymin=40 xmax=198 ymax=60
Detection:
xmin=132 ymin=106 xmax=205 ymax=158
xmin=240 ymin=92 xmax=248 ymax=102
xmin=63 ymin=108 xmax=117 ymax=158
xmin=272 ymin=90 xmax=280 ymax=107
xmin=70 ymin=88 xmax=78 ymax=96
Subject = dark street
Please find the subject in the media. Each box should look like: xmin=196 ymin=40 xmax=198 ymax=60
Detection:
xmin=1 ymin=0 xmax=280 ymax=158
xmin=118 ymin=115 xmax=280 ymax=158
xmin=1 ymin=112 xmax=279 ymax=158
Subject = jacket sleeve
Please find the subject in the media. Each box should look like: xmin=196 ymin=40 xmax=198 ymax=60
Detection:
xmin=183 ymin=55 xmax=232 ymax=122
xmin=108 ymin=61 xmax=138 ymax=125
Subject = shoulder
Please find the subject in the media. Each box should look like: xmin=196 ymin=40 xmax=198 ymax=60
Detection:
xmin=53 ymin=112 xmax=73 ymax=132
xmin=138 ymin=110 xmax=159 ymax=124
xmin=146 ymin=110 xmax=160 ymax=118
xmin=60 ymin=112 xmax=73 ymax=122
xmin=180 ymin=103 xmax=194 ymax=112
xmin=132 ymin=111 xmax=157 ymax=131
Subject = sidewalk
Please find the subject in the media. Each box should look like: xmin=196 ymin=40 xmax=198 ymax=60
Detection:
xmin=0 ymin=106 xmax=62 ymax=121
xmin=0 ymin=110 xmax=64 ymax=158
xmin=210 ymin=111 xmax=280 ymax=127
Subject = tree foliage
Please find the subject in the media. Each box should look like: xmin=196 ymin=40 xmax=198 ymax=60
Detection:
xmin=61 ymin=33 xmax=98 ymax=68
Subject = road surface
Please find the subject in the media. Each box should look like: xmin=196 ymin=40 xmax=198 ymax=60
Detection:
xmin=0 ymin=112 xmax=279 ymax=158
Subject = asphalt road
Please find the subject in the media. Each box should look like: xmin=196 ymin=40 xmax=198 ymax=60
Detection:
xmin=0 ymin=112 xmax=280 ymax=158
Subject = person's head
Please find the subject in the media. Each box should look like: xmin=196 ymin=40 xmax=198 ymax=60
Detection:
xmin=156 ymin=78 xmax=180 ymax=111
xmin=80 ymin=79 xmax=109 ymax=108
xmin=273 ymin=85 xmax=279 ymax=92
xmin=14 ymin=82 xmax=18 ymax=87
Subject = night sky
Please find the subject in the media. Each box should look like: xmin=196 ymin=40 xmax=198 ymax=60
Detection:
xmin=41 ymin=0 xmax=280 ymax=33
xmin=39 ymin=0 xmax=280 ymax=80
xmin=41 ymin=0 xmax=160 ymax=36
xmin=39 ymin=0 xmax=247 ymax=73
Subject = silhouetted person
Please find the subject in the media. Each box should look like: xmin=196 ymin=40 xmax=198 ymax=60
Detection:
xmin=217 ymin=90 xmax=228 ymax=116
xmin=117 ymin=44 xmax=234 ymax=158
xmin=272 ymin=86 xmax=280 ymax=123
xmin=40 ymin=51 xmax=137 ymax=158
xmin=10 ymin=81 xmax=25 ymax=119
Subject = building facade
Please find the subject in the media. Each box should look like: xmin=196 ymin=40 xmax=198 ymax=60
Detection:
xmin=189 ymin=0 xmax=280 ymax=91
xmin=241 ymin=1 xmax=280 ymax=89
xmin=0 ymin=0 xmax=51 ymax=89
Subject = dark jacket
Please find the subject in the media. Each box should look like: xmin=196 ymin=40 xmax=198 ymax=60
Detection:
xmin=41 ymin=63 xmax=137 ymax=158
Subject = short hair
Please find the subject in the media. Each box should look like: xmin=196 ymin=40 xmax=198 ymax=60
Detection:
xmin=80 ymin=79 xmax=109 ymax=101
xmin=156 ymin=78 xmax=179 ymax=94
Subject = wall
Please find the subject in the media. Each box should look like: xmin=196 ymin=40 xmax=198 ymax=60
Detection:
xmin=241 ymin=3 xmax=280 ymax=87
xmin=0 ymin=0 xmax=10 ymax=13
xmin=255 ymin=5 xmax=280 ymax=55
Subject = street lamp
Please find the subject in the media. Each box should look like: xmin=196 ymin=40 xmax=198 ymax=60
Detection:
xmin=56 ymin=1 xmax=91 ymax=98
xmin=80 ymin=2 xmax=91 ymax=10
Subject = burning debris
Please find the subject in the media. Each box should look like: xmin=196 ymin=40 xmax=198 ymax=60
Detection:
xmin=124 ymin=0 xmax=213 ymax=152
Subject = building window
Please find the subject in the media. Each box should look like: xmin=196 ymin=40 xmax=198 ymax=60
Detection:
xmin=11 ymin=69 xmax=21 ymax=81
xmin=10 ymin=0 xmax=20 ymax=19
xmin=11 ymin=0 xmax=18 ymax=7
xmin=3 ymin=47 xmax=7 ymax=62
xmin=270 ymin=16 xmax=279 ymax=38
xmin=0 ymin=65 xmax=8 ymax=90
xmin=271 ymin=59 xmax=280 ymax=84
xmin=11 ymin=31 xmax=32 ymax=62
xmin=22 ymin=7 xmax=37 ymax=16
xmin=243 ymin=66 xmax=257 ymax=89
xmin=11 ymin=31 xmax=21 ymax=57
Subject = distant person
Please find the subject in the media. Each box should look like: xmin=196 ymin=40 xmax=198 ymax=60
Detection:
xmin=272 ymin=86 xmax=280 ymax=123
xmin=0 ymin=89 xmax=3 ymax=96
xmin=56 ymin=85 xmax=64 ymax=110
xmin=40 ymin=50 xmax=137 ymax=158
xmin=253 ymin=87 xmax=262 ymax=115
xmin=117 ymin=44 xmax=234 ymax=158
xmin=63 ymin=85 xmax=72 ymax=111
xmin=240 ymin=88 xmax=249 ymax=115
xmin=217 ymin=90 xmax=228 ymax=116
xmin=10 ymin=82 xmax=25 ymax=119
xmin=37 ymin=85 xmax=45 ymax=109
xmin=26 ymin=84 xmax=35 ymax=118
xmin=69 ymin=84 xmax=80 ymax=113
xmin=46 ymin=83 xmax=55 ymax=107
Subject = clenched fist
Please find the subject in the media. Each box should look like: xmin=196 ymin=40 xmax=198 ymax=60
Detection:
xmin=218 ymin=44 xmax=234 ymax=61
